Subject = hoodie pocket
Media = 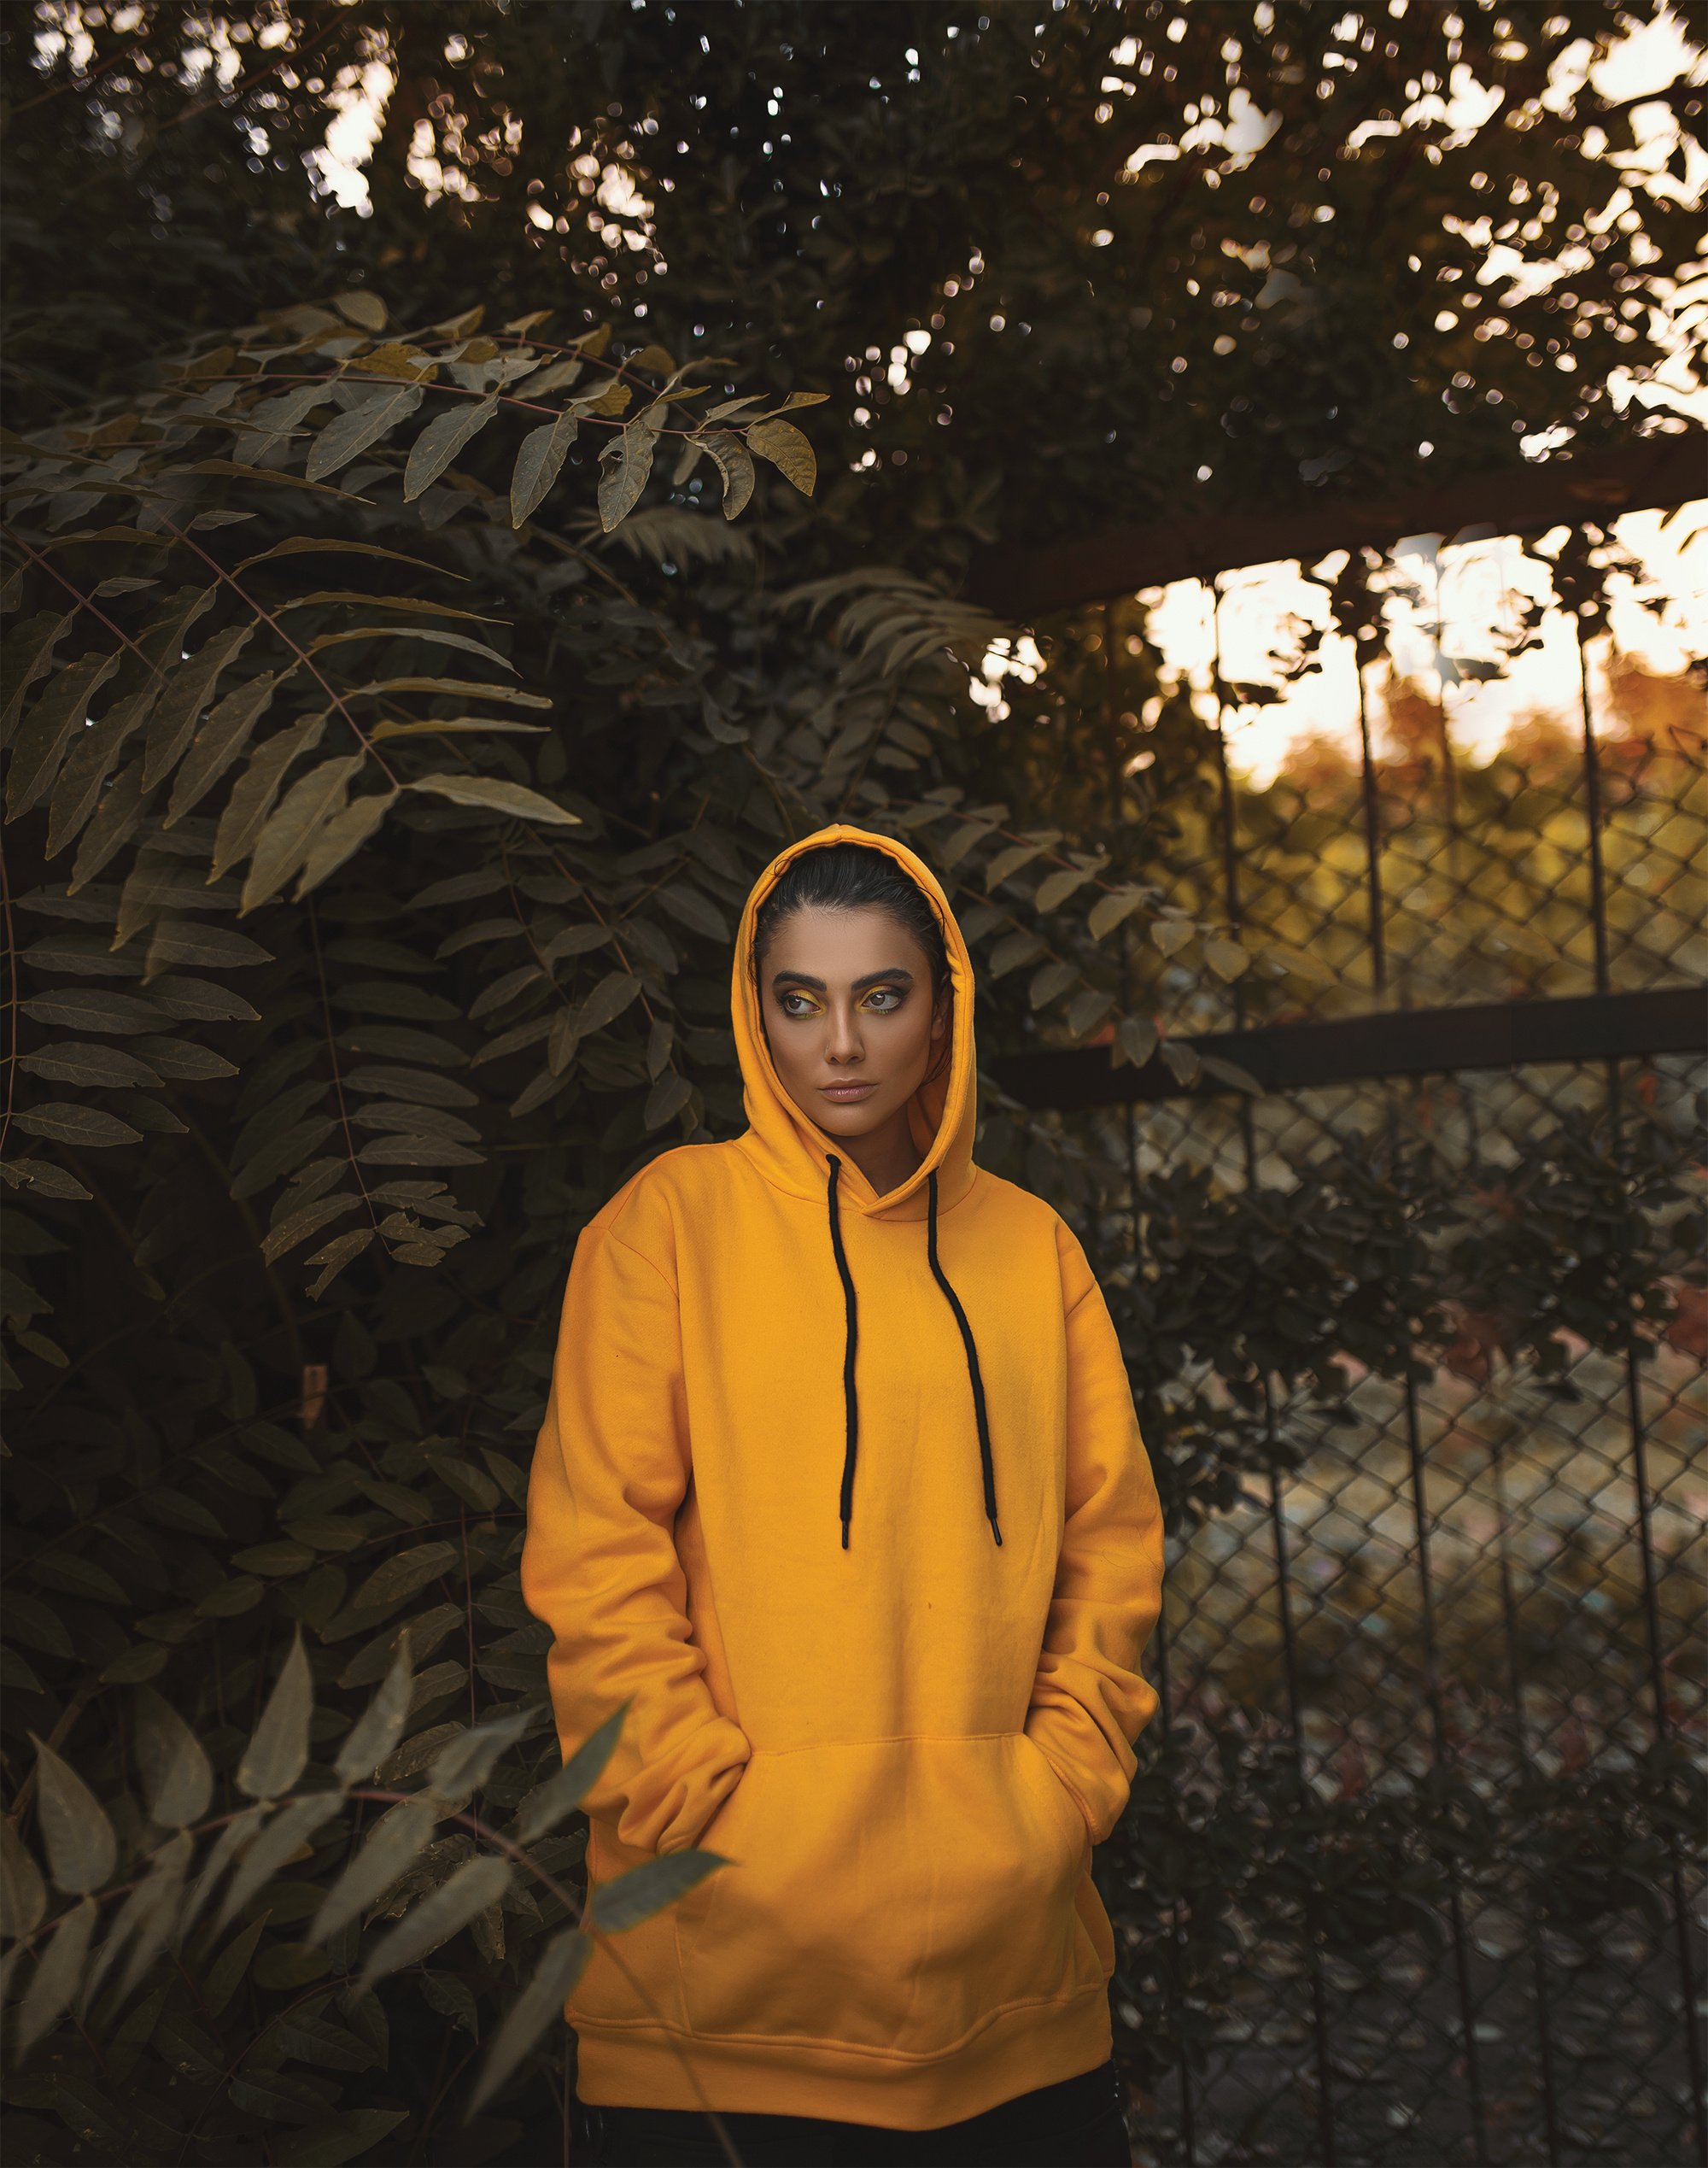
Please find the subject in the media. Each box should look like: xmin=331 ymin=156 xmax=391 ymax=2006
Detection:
xmin=674 ymin=1734 xmax=1102 ymax=2053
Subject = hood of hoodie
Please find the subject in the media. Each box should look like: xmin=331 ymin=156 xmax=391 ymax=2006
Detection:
xmin=729 ymin=823 xmax=976 ymax=1222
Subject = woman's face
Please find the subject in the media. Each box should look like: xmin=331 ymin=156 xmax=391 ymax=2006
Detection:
xmin=759 ymin=904 xmax=948 ymax=1148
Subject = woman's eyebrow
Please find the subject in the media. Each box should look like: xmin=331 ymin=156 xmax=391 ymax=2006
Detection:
xmin=769 ymin=967 xmax=915 ymax=993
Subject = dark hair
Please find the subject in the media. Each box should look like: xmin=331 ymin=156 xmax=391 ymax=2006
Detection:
xmin=753 ymin=845 xmax=951 ymax=992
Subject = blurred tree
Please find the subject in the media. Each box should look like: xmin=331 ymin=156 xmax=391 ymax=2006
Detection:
xmin=5 ymin=0 xmax=1703 ymax=583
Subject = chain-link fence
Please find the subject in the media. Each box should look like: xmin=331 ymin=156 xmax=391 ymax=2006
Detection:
xmin=1011 ymin=615 xmax=1705 ymax=2165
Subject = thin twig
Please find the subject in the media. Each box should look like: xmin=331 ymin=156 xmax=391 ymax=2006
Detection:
xmin=1 ymin=525 xmax=173 ymax=687
xmin=3 ymin=36 xmax=155 ymax=123
xmin=160 ymin=519 xmax=399 ymax=787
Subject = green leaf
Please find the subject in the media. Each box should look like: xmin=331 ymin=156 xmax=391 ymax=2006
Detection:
xmin=237 ymin=1628 xmax=315 ymax=1800
xmin=230 ymin=1119 xmax=339 ymax=1200
xmin=339 ymin=1603 xmax=461 ymax=1688
xmin=228 ymin=2068 xmax=342 ymax=2124
xmin=275 ymin=2111 xmax=410 ymax=2166
xmin=312 ymin=1800 xmax=436 ymax=1943
xmin=14 ymin=1102 xmax=143 ymax=1148
xmin=1263 ymin=941 xmax=1337 ymax=987
xmin=252 ymin=1941 xmax=333 ymax=1990
xmin=309 ymin=626 xmax=516 ymax=673
xmin=27 ymin=1550 xmax=128 ymax=1603
xmin=404 ymin=392 xmax=500 ymax=501
xmin=17 ymin=984 xmax=161 ymax=1034
xmin=7 ymin=651 xmax=122 ymax=820
xmin=307 ymin=1228 xmax=376 ymax=1300
xmin=644 ymin=1072 xmax=693 ymax=1131
xmin=598 ymin=413 xmax=659 ymax=532
xmin=425 ymin=1708 xmax=533 ymax=1807
xmin=420 ymin=1968 xmax=479 ymax=2036
xmin=200 ymin=1911 xmax=269 ymax=2017
xmin=218 ymin=1794 xmax=342 ymax=1934
xmin=142 ymin=923 xmax=273 ymax=972
xmin=305 ymin=384 xmax=425 ymax=482
xmin=230 ymin=1547 xmax=313 ymax=1587
xmin=87 ymin=1825 xmax=192 ymax=2007
xmin=139 ymin=1485 xmax=227 ymax=1538
xmin=1111 ymin=1015 xmax=1158 ymax=1070
xmin=211 ymin=713 xmax=328 ymax=881
xmin=32 ymin=1736 xmax=117 ymax=1894
xmin=279 ymin=2003 xmax=379 ymax=2072
xmin=516 ymin=1704 xmax=627 ymax=1843
xmin=0 ymin=612 xmax=74 ymax=745
xmin=147 ymin=973 xmax=261 ymax=1024
xmin=178 ymin=1802 xmax=266 ymax=1943
xmin=335 ymin=1632 xmax=417 ymax=1786
xmin=68 ymin=753 xmax=148 ymax=891
xmin=1150 ymin=917 xmax=1196 ymax=958
xmin=339 ymin=675 xmax=550 ymax=708
xmin=424 ymin=1450 xmax=500 ymax=1512
xmin=343 ymin=1540 xmax=459 ymax=1620
xmin=337 ymin=1024 xmax=468 ymax=1067
xmin=1035 ymin=864 xmax=1096 ymax=914
xmin=278 ymin=2008 xmax=379 ymax=2073
xmin=276 ymin=590 xmax=502 ymax=625
xmin=652 ymin=882 xmax=728 ymax=941
xmin=295 ymin=790 xmax=395 ymax=899
xmin=986 ymin=841 xmax=1054 ymax=889
xmin=988 ymin=931 xmax=1045 ymax=980
xmin=368 ymin=717 xmax=547 ymax=742
xmin=164 ymin=667 xmax=281 ymax=822
xmin=143 ymin=624 xmax=258 ymax=791
xmin=408 ymin=774 xmax=580 ymax=824
xmin=1203 ymin=935 xmax=1250 ymax=981
xmin=511 ymin=410 xmax=579 ymax=527
xmin=1 ymin=1647 xmax=43 ymax=1694
xmin=15 ymin=1893 xmax=97 ymax=2052
xmin=237 ymin=536 xmax=465 ymax=582
xmin=700 ymin=431 xmax=756 ymax=520
xmin=1027 ymin=960 xmax=1079 ymax=1010
xmin=0 ymin=1816 xmax=47 ymax=1940
xmin=574 ymin=970 xmax=645 ymax=1039
xmin=1066 ymin=988 xmax=1114 ymax=1039
xmin=588 ymin=1849 xmax=724 ymax=1932
xmin=46 ymin=688 xmax=155 ymax=857
xmin=468 ymin=1927 xmax=594 ymax=2113
xmin=1198 ymin=1052 xmax=1265 ymax=1094
xmin=241 ymin=756 xmax=364 ymax=915
xmin=263 ymin=1192 xmax=365 ymax=1266
xmin=375 ymin=1721 xmax=464 ymax=1784
xmin=360 ymin=1855 xmax=513 ymax=1987
xmin=134 ymin=1685 xmax=214 ymax=1827
xmin=1160 ymin=1039 xmax=1202 ymax=1088
xmin=746 ymin=416 xmax=816 ymax=497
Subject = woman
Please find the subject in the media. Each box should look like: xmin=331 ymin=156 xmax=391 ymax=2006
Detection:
xmin=524 ymin=826 xmax=1164 ymax=2167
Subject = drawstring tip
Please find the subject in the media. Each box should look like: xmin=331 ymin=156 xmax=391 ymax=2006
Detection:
xmin=991 ymin=1521 xmax=1003 ymax=1547
xmin=841 ymin=1521 xmax=851 ymax=1551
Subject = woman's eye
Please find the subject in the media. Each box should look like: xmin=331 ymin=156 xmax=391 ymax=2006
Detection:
xmin=864 ymin=988 xmax=904 ymax=1011
xmin=780 ymin=993 xmax=817 ymax=1017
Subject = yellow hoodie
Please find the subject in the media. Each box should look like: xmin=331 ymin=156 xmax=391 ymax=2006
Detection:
xmin=523 ymin=824 xmax=1164 ymax=2129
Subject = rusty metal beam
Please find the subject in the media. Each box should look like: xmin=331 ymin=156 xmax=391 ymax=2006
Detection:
xmin=986 ymin=987 xmax=1705 ymax=1112
xmin=967 ymin=430 xmax=1705 ymax=620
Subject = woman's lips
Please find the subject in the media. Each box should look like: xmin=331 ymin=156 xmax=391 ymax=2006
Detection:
xmin=819 ymin=1081 xmax=878 ymax=1102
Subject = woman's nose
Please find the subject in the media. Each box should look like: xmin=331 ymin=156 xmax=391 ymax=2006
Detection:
xmin=825 ymin=1001 xmax=863 ymax=1063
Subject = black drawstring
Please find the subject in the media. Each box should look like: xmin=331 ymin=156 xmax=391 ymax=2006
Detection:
xmin=825 ymin=1157 xmax=860 ymax=1550
xmin=825 ymin=1160 xmax=1002 ymax=1550
xmin=927 ymin=1170 xmax=1003 ymax=1547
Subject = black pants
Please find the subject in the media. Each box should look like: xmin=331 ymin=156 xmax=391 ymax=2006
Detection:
xmin=593 ymin=2060 xmax=1129 ymax=2165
